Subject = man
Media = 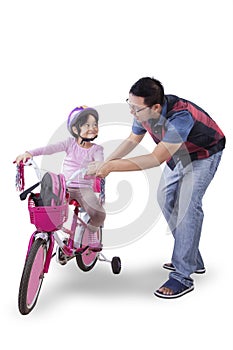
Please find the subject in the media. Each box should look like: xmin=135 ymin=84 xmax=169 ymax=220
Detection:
xmin=88 ymin=77 xmax=225 ymax=298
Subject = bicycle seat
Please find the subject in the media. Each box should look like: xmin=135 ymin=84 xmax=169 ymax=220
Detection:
xmin=69 ymin=199 xmax=81 ymax=207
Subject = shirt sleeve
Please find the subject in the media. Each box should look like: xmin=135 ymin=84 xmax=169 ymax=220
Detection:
xmin=29 ymin=139 xmax=69 ymax=156
xmin=93 ymin=145 xmax=104 ymax=161
xmin=162 ymin=111 xmax=194 ymax=144
xmin=132 ymin=118 xmax=147 ymax=135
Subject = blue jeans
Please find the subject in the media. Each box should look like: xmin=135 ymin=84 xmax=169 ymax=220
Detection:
xmin=157 ymin=151 xmax=223 ymax=287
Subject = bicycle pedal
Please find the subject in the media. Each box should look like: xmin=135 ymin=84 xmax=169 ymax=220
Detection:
xmin=89 ymin=246 xmax=103 ymax=252
xmin=75 ymin=246 xmax=88 ymax=255
xmin=88 ymin=242 xmax=103 ymax=252
xmin=56 ymin=246 xmax=67 ymax=265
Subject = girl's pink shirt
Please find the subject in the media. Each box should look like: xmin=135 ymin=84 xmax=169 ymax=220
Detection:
xmin=29 ymin=137 xmax=104 ymax=188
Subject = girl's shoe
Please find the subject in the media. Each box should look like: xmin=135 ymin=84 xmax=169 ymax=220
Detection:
xmin=88 ymin=230 xmax=102 ymax=252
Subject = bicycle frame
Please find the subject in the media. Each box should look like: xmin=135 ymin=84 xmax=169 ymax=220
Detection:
xmin=15 ymin=158 xmax=121 ymax=315
xmin=54 ymin=207 xmax=91 ymax=256
xmin=17 ymin=159 xmax=101 ymax=273
xmin=25 ymin=207 xmax=90 ymax=274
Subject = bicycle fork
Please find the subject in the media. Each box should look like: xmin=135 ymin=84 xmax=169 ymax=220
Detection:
xmin=26 ymin=231 xmax=55 ymax=273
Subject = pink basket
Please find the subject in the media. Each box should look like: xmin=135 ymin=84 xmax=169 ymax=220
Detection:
xmin=28 ymin=193 xmax=69 ymax=232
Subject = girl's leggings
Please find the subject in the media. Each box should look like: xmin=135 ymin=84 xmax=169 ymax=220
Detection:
xmin=68 ymin=187 xmax=106 ymax=233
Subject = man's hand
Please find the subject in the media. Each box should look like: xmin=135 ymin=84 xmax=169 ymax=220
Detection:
xmin=87 ymin=161 xmax=113 ymax=178
xmin=95 ymin=162 xmax=112 ymax=178
xmin=86 ymin=161 xmax=104 ymax=176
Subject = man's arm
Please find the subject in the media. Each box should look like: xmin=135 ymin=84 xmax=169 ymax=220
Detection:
xmin=106 ymin=132 xmax=145 ymax=161
xmin=96 ymin=141 xmax=182 ymax=177
xmin=86 ymin=132 xmax=144 ymax=175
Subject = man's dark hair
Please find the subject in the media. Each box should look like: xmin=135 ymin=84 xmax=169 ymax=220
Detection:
xmin=129 ymin=77 xmax=164 ymax=106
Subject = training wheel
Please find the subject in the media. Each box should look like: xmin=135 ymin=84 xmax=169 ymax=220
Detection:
xmin=111 ymin=256 xmax=121 ymax=274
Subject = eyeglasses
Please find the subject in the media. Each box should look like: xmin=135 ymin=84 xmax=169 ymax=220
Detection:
xmin=126 ymin=98 xmax=150 ymax=114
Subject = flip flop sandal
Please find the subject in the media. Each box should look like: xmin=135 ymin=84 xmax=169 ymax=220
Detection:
xmin=163 ymin=263 xmax=206 ymax=274
xmin=162 ymin=263 xmax=176 ymax=271
xmin=154 ymin=277 xmax=194 ymax=299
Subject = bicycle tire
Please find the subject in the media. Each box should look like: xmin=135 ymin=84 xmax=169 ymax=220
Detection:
xmin=76 ymin=228 xmax=102 ymax=272
xmin=18 ymin=238 xmax=47 ymax=315
xmin=111 ymin=256 xmax=121 ymax=274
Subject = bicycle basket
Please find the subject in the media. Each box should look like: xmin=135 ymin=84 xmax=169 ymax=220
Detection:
xmin=28 ymin=193 xmax=69 ymax=231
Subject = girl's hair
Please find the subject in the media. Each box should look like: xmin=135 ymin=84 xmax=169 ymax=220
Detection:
xmin=129 ymin=77 xmax=165 ymax=106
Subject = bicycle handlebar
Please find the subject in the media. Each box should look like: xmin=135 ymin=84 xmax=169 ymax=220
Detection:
xmin=66 ymin=168 xmax=87 ymax=186
xmin=15 ymin=159 xmax=103 ymax=204
xmin=25 ymin=159 xmax=42 ymax=181
xmin=15 ymin=158 xmax=89 ymax=190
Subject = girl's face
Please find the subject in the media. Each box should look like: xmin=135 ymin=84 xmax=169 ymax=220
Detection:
xmin=79 ymin=114 xmax=98 ymax=139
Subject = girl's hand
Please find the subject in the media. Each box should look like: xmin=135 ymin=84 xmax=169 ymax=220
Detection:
xmin=15 ymin=152 xmax=33 ymax=165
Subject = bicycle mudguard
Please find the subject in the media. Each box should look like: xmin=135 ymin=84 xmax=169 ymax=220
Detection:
xmin=20 ymin=182 xmax=41 ymax=201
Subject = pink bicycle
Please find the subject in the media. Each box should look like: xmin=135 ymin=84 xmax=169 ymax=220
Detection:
xmin=15 ymin=159 xmax=121 ymax=315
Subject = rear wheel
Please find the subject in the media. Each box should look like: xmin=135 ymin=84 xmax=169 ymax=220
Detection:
xmin=18 ymin=238 xmax=47 ymax=315
xmin=76 ymin=228 xmax=101 ymax=272
xmin=111 ymin=256 xmax=121 ymax=274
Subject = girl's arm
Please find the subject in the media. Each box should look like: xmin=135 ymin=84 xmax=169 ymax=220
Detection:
xmin=15 ymin=139 xmax=69 ymax=165
xmin=28 ymin=139 xmax=68 ymax=157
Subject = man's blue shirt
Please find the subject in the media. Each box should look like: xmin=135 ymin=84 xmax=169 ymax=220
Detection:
xmin=132 ymin=100 xmax=194 ymax=144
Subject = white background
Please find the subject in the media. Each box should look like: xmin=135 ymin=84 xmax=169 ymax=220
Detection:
xmin=1 ymin=1 xmax=233 ymax=349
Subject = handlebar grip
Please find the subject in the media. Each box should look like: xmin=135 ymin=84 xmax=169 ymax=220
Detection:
xmin=13 ymin=158 xmax=32 ymax=165
xmin=20 ymin=182 xmax=40 ymax=200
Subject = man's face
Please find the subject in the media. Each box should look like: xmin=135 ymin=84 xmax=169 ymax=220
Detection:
xmin=126 ymin=93 xmax=161 ymax=123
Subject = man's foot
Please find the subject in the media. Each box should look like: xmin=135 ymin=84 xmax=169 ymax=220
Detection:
xmin=163 ymin=262 xmax=206 ymax=274
xmin=154 ymin=278 xmax=194 ymax=299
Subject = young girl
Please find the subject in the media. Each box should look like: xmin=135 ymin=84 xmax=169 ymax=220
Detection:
xmin=15 ymin=106 xmax=105 ymax=251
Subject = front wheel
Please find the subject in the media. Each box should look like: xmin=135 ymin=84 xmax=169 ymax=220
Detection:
xmin=18 ymin=238 xmax=47 ymax=315
xmin=76 ymin=228 xmax=102 ymax=272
